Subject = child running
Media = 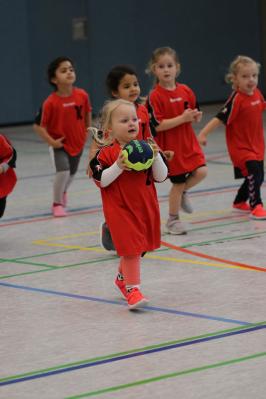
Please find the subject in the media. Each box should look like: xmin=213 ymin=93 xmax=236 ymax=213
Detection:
xmin=198 ymin=55 xmax=266 ymax=219
xmin=0 ymin=134 xmax=17 ymax=218
xmin=90 ymin=99 xmax=168 ymax=309
xmin=146 ymin=47 xmax=207 ymax=234
xmin=89 ymin=64 xmax=165 ymax=251
xmin=34 ymin=56 xmax=92 ymax=217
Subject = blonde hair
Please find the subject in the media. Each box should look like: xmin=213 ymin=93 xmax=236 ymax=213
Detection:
xmin=225 ymin=55 xmax=260 ymax=89
xmin=146 ymin=47 xmax=180 ymax=83
xmin=89 ymin=99 xmax=135 ymax=146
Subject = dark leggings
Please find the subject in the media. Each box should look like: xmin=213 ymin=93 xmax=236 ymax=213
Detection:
xmin=0 ymin=197 xmax=7 ymax=218
xmin=234 ymin=160 xmax=264 ymax=209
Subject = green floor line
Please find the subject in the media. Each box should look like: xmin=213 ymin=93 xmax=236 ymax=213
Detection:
xmin=11 ymin=248 xmax=80 ymax=260
xmin=65 ymin=351 xmax=266 ymax=398
xmin=1 ymin=322 xmax=265 ymax=384
xmin=2 ymin=259 xmax=59 ymax=268
xmin=188 ymin=218 xmax=247 ymax=232
xmin=0 ymin=255 xmax=118 ymax=280
xmin=182 ymin=229 xmax=266 ymax=248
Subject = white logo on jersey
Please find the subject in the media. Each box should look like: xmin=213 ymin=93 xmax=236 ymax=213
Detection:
xmin=63 ymin=102 xmax=76 ymax=107
xmin=250 ymin=100 xmax=260 ymax=106
xmin=169 ymin=97 xmax=182 ymax=103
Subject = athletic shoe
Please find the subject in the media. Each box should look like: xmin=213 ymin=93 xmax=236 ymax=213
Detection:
xmin=62 ymin=192 xmax=67 ymax=207
xmin=100 ymin=222 xmax=115 ymax=251
xmin=250 ymin=204 xmax=266 ymax=220
xmin=52 ymin=204 xmax=67 ymax=217
xmin=115 ymin=275 xmax=127 ymax=299
xmin=181 ymin=192 xmax=193 ymax=213
xmin=127 ymin=288 xmax=149 ymax=310
xmin=233 ymin=202 xmax=250 ymax=212
xmin=165 ymin=218 xmax=187 ymax=235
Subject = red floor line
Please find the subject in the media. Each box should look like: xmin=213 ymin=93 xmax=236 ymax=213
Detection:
xmin=0 ymin=208 xmax=100 ymax=227
xmin=160 ymin=240 xmax=266 ymax=272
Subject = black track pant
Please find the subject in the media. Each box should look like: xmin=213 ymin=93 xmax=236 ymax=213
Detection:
xmin=234 ymin=160 xmax=264 ymax=209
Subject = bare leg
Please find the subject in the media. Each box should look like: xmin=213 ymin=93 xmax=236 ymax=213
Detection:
xmin=185 ymin=166 xmax=207 ymax=191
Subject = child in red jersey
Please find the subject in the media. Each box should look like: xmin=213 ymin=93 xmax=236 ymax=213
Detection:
xmin=0 ymin=134 xmax=17 ymax=218
xmin=90 ymin=99 xmax=168 ymax=309
xmin=146 ymin=47 xmax=207 ymax=235
xmin=198 ymin=55 xmax=266 ymax=220
xmin=88 ymin=65 xmax=172 ymax=251
xmin=34 ymin=57 xmax=92 ymax=217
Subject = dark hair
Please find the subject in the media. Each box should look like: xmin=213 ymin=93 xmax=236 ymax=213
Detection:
xmin=105 ymin=64 xmax=138 ymax=97
xmin=47 ymin=56 xmax=74 ymax=89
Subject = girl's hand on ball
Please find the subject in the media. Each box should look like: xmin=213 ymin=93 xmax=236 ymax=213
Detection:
xmin=117 ymin=151 xmax=131 ymax=171
xmin=147 ymin=137 xmax=159 ymax=157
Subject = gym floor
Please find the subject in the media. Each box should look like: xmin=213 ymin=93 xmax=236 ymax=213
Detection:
xmin=0 ymin=104 xmax=265 ymax=399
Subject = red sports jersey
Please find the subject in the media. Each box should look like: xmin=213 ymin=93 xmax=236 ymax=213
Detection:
xmin=40 ymin=87 xmax=92 ymax=156
xmin=136 ymin=103 xmax=152 ymax=140
xmin=216 ymin=88 xmax=265 ymax=176
xmin=91 ymin=141 xmax=161 ymax=256
xmin=147 ymin=83 xmax=205 ymax=176
xmin=0 ymin=135 xmax=17 ymax=197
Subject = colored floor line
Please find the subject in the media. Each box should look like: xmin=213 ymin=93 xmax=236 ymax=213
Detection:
xmin=0 ymin=255 xmax=116 ymax=280
xmin=1 ymin=323 xmax=264 ymax=387
xmin=33 ymin=230 xmax=266 ymax=272
xmin=161 ymin=240 xmax=266 ymax=272
xmin=147 ymin=254 xmax=249 ymax=271
xmin=0 ymin=181 xmax=255 ymax=226
xmin=66 ymin=351 xmax=266 ymax=399
xmin=0 ymin=281 xmax=249 ymax=325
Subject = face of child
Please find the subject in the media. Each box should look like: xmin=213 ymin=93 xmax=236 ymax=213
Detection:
xmin=52 ymin=61 xmax=76 ymax=87
xmin=152 ymin=53 xmax=179 ymax=88
xmin=233 ymin=62 xmax=259 ymax=95
xmin=109 ymin=104 xmax=139 ymax=145
xmin=112 ymin=74 xmax=141 ymax=103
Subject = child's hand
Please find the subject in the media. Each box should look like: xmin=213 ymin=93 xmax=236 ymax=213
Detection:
xmin=116 ymin=151 xmax=131 ymax=171
xmin=163 ymin=150 xmax=174 ymax=161
xmin=197 ymin=131 xmax=207 ymax=146
xmin=52 ymin=137 xmax=65 ymax=148
xmin=0 ymin=165 xmax=4 ymax=174
xmin=182 ymin=108 xmax=199 ymax=123
xmin=193 ymin=111 xmax=203 ymax=123
xmin=147 ymin=137 xmax=159 ymax=157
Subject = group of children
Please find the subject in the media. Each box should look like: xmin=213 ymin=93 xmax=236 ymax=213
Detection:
xmin=1 ymin=47 xmax=266 ymax=309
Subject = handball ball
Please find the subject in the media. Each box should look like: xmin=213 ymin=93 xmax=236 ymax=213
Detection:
xmin=122 ymin=140 xmax=154 ymax=171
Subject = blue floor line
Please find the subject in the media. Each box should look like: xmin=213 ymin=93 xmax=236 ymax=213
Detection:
xmin=0 ymin=282 xmax=250 ymax=326
xmin=0 ymin=324 xmax=264 ymax=387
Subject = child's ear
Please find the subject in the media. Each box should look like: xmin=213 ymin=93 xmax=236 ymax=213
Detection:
xmin=111 ymin=91 xmax=119 ymax=98
xmin=51 ymin=77 xmax=57 ymax=85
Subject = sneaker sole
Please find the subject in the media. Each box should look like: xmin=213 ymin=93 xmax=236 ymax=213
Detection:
xmin=232 ymin=208 xmax=250 ymax=213
xmin=249 ymin=215 xmax=266 ymax=220
xmin=164 ymin=228 xmax=187 ymax=235
xmin=128 ymin=298 xmax=149 ymax=310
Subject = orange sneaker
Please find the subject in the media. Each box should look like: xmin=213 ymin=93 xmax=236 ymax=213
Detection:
xmin=114 ymin=275 xmax=127 ymax=299
xmin=250 ymin=204 xmax=266 ymax=220
xmin=233 ymin=202 xmax=250 ymax=212
xmin=127 ymin=288 xmax=149 ymax=310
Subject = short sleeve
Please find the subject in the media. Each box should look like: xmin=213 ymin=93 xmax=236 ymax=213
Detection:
xmin=216 ymin=92 xmax=239 ymax=125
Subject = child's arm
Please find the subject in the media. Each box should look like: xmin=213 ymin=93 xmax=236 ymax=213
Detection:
xmin=87 ymin=139 xmax=101 ymax=176
xmin=33 ymin=124 xmax=65 ymax=148
xmin=152 ymin=153 xmax=168 ymax=182
xmin=156 ymin=108 xmax=201 ymax=132
xmin=197 ymin=117 xmax=222 ymax=146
